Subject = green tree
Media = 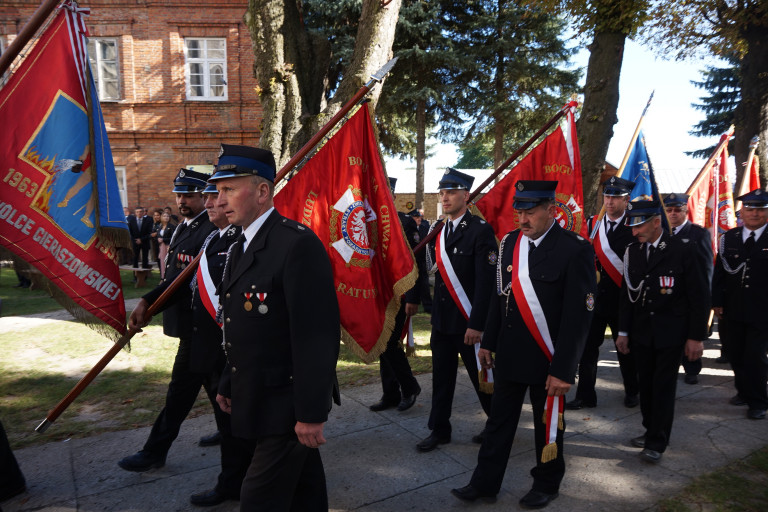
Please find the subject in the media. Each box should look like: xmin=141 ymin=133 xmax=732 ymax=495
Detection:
xmin=447 ymin=1 xmax=581 ymax=171
xmin=644 ymin=0 xmax=768 ymax=191
xmin=687 ymin=55 xmax=741 ymax=159
xmin=244 ymin=0 xmax=401 ymax=168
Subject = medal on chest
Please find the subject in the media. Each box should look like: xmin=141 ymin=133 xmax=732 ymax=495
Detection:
xmin=659 ymin=275 xmax=674 ymax=294
xmin=256 ymin=292 xmax=268 ymax=314
xmin=243 ymin=293 xmax=254 ymax=311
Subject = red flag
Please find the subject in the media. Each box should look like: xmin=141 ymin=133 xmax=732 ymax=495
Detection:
xmin=476 ymin=103 xmax=587 ymax=239
xmin=273 ymin=104 xmax=417 ymax=362
xmin=687 ymin=131 xmax=737 ymax=254
xmin=0 ymin=2 xmax=128 ymax=336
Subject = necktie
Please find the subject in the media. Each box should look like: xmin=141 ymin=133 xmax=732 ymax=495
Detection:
xmin=170 ymin=222 xmax=187 ymax=246
xmin=529 ymin=241 xmax=536 ymax=254
xmin=745 ymin=231 xmax=756 ymax=254
xmin=607 ymin=220 xmax=616 ymax=234
xmin=647 ymin=243 xmax=655 ymax=261
xmin=446 ymin=221 xmax=454 ymax=242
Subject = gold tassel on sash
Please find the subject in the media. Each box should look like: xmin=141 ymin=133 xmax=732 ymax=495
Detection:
xmin=558 ymin=412 xmax=564 ymax=430
xmin=541 ymin=442 xmax=558 ymax=463
xmin=405 ymin=342 xmax=415 ymax=357
xmin=478 ymin=369 xmax=494 ymax=394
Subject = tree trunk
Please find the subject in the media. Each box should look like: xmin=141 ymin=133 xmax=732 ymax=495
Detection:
xmin=578 ymin=30 xmax=626 ymax=216
xmin=245 ymin=0 xmax=401 ymax=168
xmin=734 ymin=22 xmax=768 ymax=191
xmin=415 ymin=98 xmax=426 ymax=210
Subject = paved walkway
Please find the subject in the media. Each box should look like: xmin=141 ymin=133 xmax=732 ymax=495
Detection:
xmin=3 ymin=329 xmax=766 ymax=511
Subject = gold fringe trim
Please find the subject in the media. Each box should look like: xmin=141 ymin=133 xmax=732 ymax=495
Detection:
xmin=478 ymin=370 xmax=494 ymax=394
xmin=341 ymin=259 xmax=418 ymax=364
xmin=405 ymin=342 xmax=415 ymax=357
xmin=541 ymin=442 xmax=558 ymax=463
xmin=558 ymin=412 xmax=564 ymax=431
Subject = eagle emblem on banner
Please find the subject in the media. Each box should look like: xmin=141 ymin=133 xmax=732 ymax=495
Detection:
xmin=330 ymin=187 xmax=378 ymax=267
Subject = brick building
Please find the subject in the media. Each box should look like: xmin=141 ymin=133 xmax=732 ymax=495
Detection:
xmin=0 ymin=0 xmax=261 ymax=211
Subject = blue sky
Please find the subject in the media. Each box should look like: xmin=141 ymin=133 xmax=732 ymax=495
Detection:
xmin=386 ymin=38 xmax=729 ymax=194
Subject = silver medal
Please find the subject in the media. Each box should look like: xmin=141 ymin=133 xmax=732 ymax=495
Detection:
xmin=258 ymin=303 xmax=268 ymax=314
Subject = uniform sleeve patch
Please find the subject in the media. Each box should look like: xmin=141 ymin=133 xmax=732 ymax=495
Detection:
xmin=488 ymin=250 xmax=498 ymax=265
xmin=586 ymin=293 xmax=595 ymax=311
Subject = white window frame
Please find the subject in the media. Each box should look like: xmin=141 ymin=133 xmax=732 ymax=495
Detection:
xmin=87 ymin=38 xmax=121 ymax=101
xmin=114 ymin=165 xmax=127 ymax=207
xmin=184 ymin=37 xmax=228 ymax=101
xmin=0 ymin=38 xmax=8 ymax=87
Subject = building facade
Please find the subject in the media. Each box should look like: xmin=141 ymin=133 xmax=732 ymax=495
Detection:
xmin=1 ymin=0 xmax=261 ymax=210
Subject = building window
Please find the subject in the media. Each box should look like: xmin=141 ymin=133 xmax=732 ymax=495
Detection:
xmin=114 ymin=165 xmax=127 ymax=207
xmin=184 ymin=38 xmax=227 ymax=101
xmin=0 ymin=38 xmax=8 ymax=87
xmin=87 ymin=38 xmax=120 ymax=100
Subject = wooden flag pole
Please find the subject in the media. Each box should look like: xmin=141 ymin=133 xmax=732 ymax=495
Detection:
xmin=36 ymin=57 xmax=400 ymax=433
xmin=412 ymin=102 xmax=572 ymax=255
xmin=0 ymin=0 xmax=60 ymax=79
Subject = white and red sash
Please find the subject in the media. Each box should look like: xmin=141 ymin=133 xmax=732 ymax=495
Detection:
xmin=196 ymin=247 xmax=222 ymax=327
xmin=435 ymin=222 xmax=471 ymax=320
xmin=509 ymin=233 xmax=561 ymax=462
xmin=592 ymin=218 xmax=623 ymax=287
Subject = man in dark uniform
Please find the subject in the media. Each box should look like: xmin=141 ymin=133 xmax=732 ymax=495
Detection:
xmin=452 ymin=180 xmax=595 ymax=508
xmin=664 ymin=192 xmax=713 ymax=385
xmin=132 ymin=206 xmax=154 ymax=269
xmin=413 ymin=209 xmax=433 ymax=313
xmin=118 ymin=169 xmax=216 ymax=473
xmin=211 ymin=145 xmax=340 ymax=511
xmin=416 ymin=167 xmax=497 ymax=452
xmin=616 ymin=200 xmax=710 ymax=463
xmin=369 ymin=178 xmax=423 ymax=412
xmin=713 ymin=189 xmax=768 ymax=419
xmin=567 ymin=177 xmax=640 ymax=411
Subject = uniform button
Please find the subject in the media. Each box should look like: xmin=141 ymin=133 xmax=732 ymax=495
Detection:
xmin=226 ymin=342 xmax=231 ymax=348
xmin=251 ymin=285 xmax=256 ymax=289
xmin=231 ymin=366 xmax=237 ymax=373
xmin=645 ymin=274 xmax=649 ymax=278
xmin=226 ymin=293 xmax=230 ymax=299
xmin=745 ymin=285 xmax=750 ymax=288
xmin=193 ymin=327 xmax=198 ymax=332
xmin=289 ymin=376 xmax=293 ymax=382
xmin=650 ymin=312 xmax=655 ymax=316
xmin=226 ymin=318 xmax=231 ymax=323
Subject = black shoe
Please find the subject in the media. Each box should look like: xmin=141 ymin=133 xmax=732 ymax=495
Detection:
xmin=640 ymin=448 xmax=662 ymax=463
xmin=565 ymin=398 xmax=596 ymax=410
xmin=416 ymin=433 xmax=450 ymax=452
xmin=624 ymin=394 xmax=639 ymax=408
xmin=630 ymin=435 xmax=646 ymax=448
xmin=730 ymin=394 xmax=747 ymax=406
xmin=519 ymin=489 xmax=558 ymax=509
xmin=369 ymin=397 xmax=400 ymax=412
xmin=450 ymin=484 xmax=497 ymax=503
xmin=117 ymin=451 xmax=166 ymax=472
xmin=747 ymin=409 xmax=766 ymax=420
xmin=716 ymin=356 xmax=729 ymax=364
xmin=471 ymin=428 xmax=488 ymax=444
xmin=396 ymin=388 xmax=420 ymax=411
xmin=190 ymin=488 xmax=233 ymax=506
xmin=198 ymin=431 xmax=222 ymax=447
xmin=684 ymin=374 xmax=699 ymax=385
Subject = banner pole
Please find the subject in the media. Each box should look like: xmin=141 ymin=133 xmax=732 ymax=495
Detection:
xmin=0 ymin=0 xmax=60 ymax=79
xmin=412 ymin=103 xmax=572 ymax=254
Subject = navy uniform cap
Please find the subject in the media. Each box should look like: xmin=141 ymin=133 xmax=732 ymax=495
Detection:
xmin=512 ymin=180 xmax=558 ymax=210
xmin=624 ymin=199 xmax=662 ymax=227
xmin=438 ymin=167 xmax=474 ymax=190
xmin=389 ymin=177 xmax=397 ymax=194
xmin=663 ymin=193 xmax=689 ymax=207
xmin=407 ymin=209 xmax=421 ymax=217
xmin=602 ymin=176 xmax=635 ymax=197
xmin=208 ymin=144 xmax=277 ymax=183
xmin=736 ymin=188 xmax=768 ymax=208
xmin=202 ymin=182 xmax=218 ymax=194
xmin=172 ymin=168 xmax=209 ymax=193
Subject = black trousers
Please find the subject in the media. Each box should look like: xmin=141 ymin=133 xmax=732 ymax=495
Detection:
xmin=142 ymin=337 xmax=251 ymax=496
xmin=723 ymin=318 xmax=768 ymax=410
xmin=470 ymin=381 xmax=565 ymax=495
xmin=240 ymin=433 xmax=327 ymax=512
xmin=428 ymin=329 xmax=492 ymax=437
xmin=632 ymin=341 xmax=685 ymax=452
xmin=132 ymin=240 xmax=149 ymax=268
xmin=379 ymin=305 xmax=420 ymax=401
xmin=0 ymin=419 xmax=25 ymax=499
xmin=575 ymin=310 xmax=639 ymax=404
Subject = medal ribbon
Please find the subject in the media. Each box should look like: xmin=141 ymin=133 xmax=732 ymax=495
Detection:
xmin=435 ymin=222 xmax=471 ymax=320
xmin=509 ymin=234 xmax=561 ymax=461
xmin=256 ymin=292 xmax=267 ymax=302
xmin=593 ymin=220 xmax=623 ymax=287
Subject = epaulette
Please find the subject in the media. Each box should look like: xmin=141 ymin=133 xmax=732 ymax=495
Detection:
xmin=562 ymin=229 xmax=589 ymax=245
xmin=280 ymin=217 xmax=310 ymax=233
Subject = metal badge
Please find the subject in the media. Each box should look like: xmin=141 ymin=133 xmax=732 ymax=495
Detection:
xmin=244 ymin=301 xmax=253 ymax=311
xmin=258 ymin=304 xmax=268 ymax=314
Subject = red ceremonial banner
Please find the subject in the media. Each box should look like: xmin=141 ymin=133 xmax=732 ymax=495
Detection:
xmin=687 ymin=132 xmax=737 ymax=254
xmin=273 ymin=104 xmax=417 ymax=362
xmin=476 ymin=104 xmax=587 ymax=239
xmin=0 ymin=3 xmax=128 ymax=336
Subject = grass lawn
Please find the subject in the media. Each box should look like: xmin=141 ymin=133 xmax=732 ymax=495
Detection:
xmin=0 ymin=265 xmax=159 ymax=317
xmin=0 ymin=309 xmax=434 ymax=450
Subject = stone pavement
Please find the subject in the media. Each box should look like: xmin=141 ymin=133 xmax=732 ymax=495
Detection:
xmin=4 ymin=336 xmax=767 ymax=512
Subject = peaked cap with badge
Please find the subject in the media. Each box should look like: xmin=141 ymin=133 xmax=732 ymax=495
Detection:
xmin=512 ymin=180 xmax=558 ymax=210
xmin=663 ymin=193 xmax=689 ymax=207
xmin=172 ymin=168 xmax=210 ymax=194
xmin=602 ymin=176 xmax=635 ymax=197
xmin=208 ymin=144 xmax=277 ymax=183
xmin=624 ymin=199 xmax=662 ymax=227
xmin=737 ymin=188 xmax=768 ymax=208
xmin=438 ymin=168 xmax=474 ymax=190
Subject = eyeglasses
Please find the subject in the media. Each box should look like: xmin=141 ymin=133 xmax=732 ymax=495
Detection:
xmin=665 ymin=207 xmax=684 ymax=213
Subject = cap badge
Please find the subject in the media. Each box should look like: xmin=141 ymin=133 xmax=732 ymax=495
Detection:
xmin=444 ymin=169 xmax=450 ymax=175
xmin=517 ymin=182 xmax=524 ymax=191
xmin=610 ymin=176 xmax=616 ymax=184
xmin=218 ymin=145 xmax=225 ymax=158
xmin=627 ymin=203 xmax=633 ymax=210
xmin=179 ymin=170 xmax=186 ymax=178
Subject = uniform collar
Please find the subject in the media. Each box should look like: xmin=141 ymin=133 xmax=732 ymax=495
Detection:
xmin=242 ymin=207 xmax=275 ymax=251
